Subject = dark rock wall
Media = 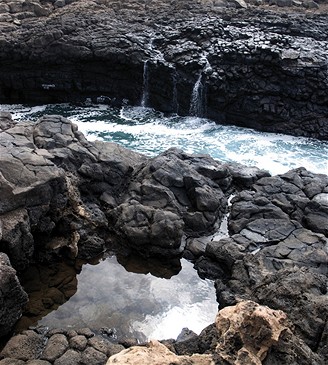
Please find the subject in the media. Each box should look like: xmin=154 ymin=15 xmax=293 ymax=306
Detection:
xmin=0 ymin=1 xmax=327 ymax=139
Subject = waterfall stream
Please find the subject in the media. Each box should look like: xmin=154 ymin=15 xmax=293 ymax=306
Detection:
xmin=140 ymin=60 xmax=150 ymax=108
xmin=189 ymin=72 xmax=205 ymax=117
xmin=189 ymin=54 xmax=211 ymax=117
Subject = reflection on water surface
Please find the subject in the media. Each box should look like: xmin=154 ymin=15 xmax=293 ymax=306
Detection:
xmin=18 ymin=254 xmax=218 ymax=342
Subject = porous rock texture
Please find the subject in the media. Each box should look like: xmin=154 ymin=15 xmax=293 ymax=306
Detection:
xmin=0 ymin=0 xmax=327 ymax=138
xmin=106 ymin=340 xmax=215 ymax=365
xmin=105 ymin=301 xmax=324 ymax=365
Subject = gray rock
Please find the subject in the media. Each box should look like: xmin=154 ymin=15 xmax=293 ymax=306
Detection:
xmin=0 ymin=253 xmax=28 ymax=337
xmin=0 ymin=359 xmax=25 ymax=365
xmin=112 ymin=202 xmax=184 ymax=257
xmin=26 ymin=360 xmax=52 ymax=365
xmin=0 ymin=330 xmax=45 ymax=361
xmin=254 ymin=267 xmax=328 ymax=352
xmin=88 ymin=336 xmax=124 ymax=356
xmin=40 ymin=334 xmax=69 ymax=362
xmin=53 ymin=349 xmax=81 ymax=365
xmin=76 ymin=328 xmax=95 ymax=338
xmin=69 ymin=335 xmax=88 ymax=351
xmin=0 ymin=112 xmax=15 ymax=131
xmin=54 ymin=0 xmax=66 ymax=8
xmin=81 ymin=346 xmax=107 ymax=365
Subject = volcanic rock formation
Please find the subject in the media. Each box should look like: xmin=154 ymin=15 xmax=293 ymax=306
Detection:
xmin=0 ymin=0 xmax=327 ymax=138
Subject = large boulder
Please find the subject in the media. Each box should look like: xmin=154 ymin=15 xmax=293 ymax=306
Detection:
xmin=215 ymin=301 xmax=323 ymax=365
xmin=0 ymin=253 xmax=28 ymax=337
xmin=106 ymin=301 xmax=323 ymax=365
xmin=120 ymin=148 xmax=229 ymax=237
xmin=111 ymin=202 xmax=185 ymax=257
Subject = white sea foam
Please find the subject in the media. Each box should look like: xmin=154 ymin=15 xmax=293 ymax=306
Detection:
xmin=1 ymin=103 xmax=327 ymax=175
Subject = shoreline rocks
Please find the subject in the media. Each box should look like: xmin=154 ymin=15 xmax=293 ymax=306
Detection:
xmin=0 ymin=112 xmax=327 ymax=363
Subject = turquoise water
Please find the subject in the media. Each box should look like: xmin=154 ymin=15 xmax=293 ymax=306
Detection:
xmin=2 ymin=103 xmax=327 ymax=176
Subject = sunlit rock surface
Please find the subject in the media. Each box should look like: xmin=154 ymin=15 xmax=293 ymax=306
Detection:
xmin=215 ymin=301 xmax=289 ymax=364
xmin=106 ymin=301 xmax=324 ymax=365
xmin=106 ymin=339 xmax=215 ymax=365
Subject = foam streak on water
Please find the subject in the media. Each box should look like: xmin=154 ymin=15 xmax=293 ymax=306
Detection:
xmin=2 ymin=103 xmax=327 ymax=176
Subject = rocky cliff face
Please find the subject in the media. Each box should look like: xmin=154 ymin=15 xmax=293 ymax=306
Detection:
xmin=0 ymin=0 xmax=327 ymax=139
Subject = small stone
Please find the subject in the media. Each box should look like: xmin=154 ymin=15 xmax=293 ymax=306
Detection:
xmin=54 ymin=0 xmax=66 ymax=8
xmin=0 ymin=359 xmax=25 ymax=365
xmin=69 ymin=335 xmax=88 ymax=351
xmin=81 ymin=347 xmax=107 ymax=365
xmin=77 ymin=328 xmax=95 ymax=338
xmin=53 ymin=349 xmax=81 ymax=365
xmin=26 ymin=360 xmax=52 ymax=365
xmin=88 ymin=336 xmax=124 ymax=356
xmin=66 ymin=330 xmax=78 ymax=338
xmin=40 ymin=334 xmax=69 ymax=362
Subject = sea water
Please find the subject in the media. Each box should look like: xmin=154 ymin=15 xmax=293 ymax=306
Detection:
xmin=1 ymin=103 xmax=327 ymax=340
xmin=3 ymin=103 xmax=327 ymax=176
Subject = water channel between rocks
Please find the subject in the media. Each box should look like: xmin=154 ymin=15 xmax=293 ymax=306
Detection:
xmin=2 ymin=102 xmax=328 ymax=343
xmin=4 ymin=103 xmax=328 ymax=176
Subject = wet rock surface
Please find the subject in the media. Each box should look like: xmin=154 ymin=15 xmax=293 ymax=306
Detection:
xmin=0 ymin=0 xmax=327 ymax=138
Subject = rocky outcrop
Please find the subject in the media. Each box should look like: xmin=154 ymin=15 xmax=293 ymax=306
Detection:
xmin=0 ymin=0 xmax=327 ymax=139
xmin=105 ymin=301 xmax=323 ymax=365
xmin=0 ymin=114 xmax=269 ymax=335
xmin=0 ymin=113 xmax=327 ymax=363
xmin=194 ymin=167 xmax=328 ymax=361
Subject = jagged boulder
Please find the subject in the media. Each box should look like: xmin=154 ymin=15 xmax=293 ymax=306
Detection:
xmin=111 ymin=202 xmax=185 ymax=257
xmin=115 ymin=148 xmax=230 ymax=237
xmin=215 ymin=300 xmax=324 ymax=365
